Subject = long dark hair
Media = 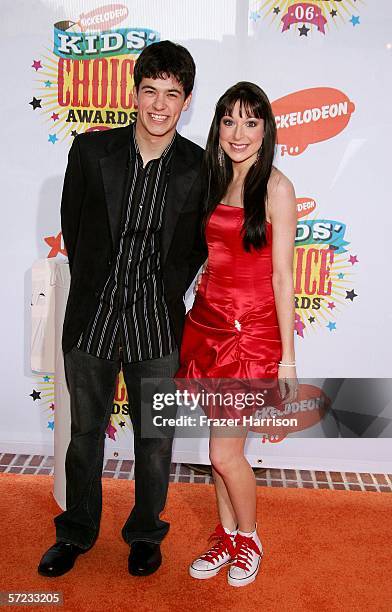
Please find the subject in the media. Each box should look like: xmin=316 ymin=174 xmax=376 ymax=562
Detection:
xmin=204 ymin=82 xmax=276 ymax=251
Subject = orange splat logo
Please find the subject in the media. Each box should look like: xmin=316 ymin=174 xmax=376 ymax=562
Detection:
xmin=44 ymin=232 xmax=67 ymax=258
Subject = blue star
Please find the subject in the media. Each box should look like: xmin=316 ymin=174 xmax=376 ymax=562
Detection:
xmin=43 ymin=375 xmax=50 ymax=382
xmin=327 ymin=321 xmax=336 ymax=332
xmin=48 ymin=133 xmax=58 ymax=144
xmin=338 ymin=272 xmax=345 ymax=279
xmin=44 ymin=80 xmax=52 ymax=87
xmin=47 ymin=420 xmax=55 ymax=430
xmin=250 ymin=10 xmax=260 ymax=22
xmin=350 ymin=15 xmax=360 ymax=26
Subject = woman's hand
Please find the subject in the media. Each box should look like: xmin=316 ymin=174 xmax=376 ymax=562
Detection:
xmin=278 ymin=365 xmax=298 ymax=403
xmin=193 ymin=259 xmax=208 ymax=295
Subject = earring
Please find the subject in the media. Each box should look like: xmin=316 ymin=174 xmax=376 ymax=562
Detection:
xmin=254 ymin=143 xmax=263 ymax=165
xmin=218 ymin=144 xmax=225 ymax=167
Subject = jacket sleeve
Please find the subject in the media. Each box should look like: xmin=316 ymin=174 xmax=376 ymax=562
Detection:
xmin=60 ymin=136 xmax=85 ymax=274
xmin=185 ymin=174 xmax=208 ymax=290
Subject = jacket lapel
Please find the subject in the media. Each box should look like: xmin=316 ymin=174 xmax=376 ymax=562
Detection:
xmin=99 ymin=127 xmax=200 ymax=260
xmin=99 ymin=126 xmax=132 ymax=251
xmin=161 ymin=135 xmax=200 ymax=264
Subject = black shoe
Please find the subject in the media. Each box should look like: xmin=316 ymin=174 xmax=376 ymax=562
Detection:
xmin=128 ymin=541 xmax=162 ymax=576
xmin=38 ymin=542 xmax=87 ymax=577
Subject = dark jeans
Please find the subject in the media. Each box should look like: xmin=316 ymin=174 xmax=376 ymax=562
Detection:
xmin=54 ymin=345 xmax=179 ymax=550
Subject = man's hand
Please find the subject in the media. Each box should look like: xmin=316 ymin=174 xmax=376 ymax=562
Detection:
xmin=193 ymin=259 xmax=208 ymax=295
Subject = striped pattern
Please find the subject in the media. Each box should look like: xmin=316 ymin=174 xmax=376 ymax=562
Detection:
xmin=77 ymin=124 xmax=176 ymax=362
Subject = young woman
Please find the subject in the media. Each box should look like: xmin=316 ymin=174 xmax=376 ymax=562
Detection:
xmin=176 ymin=82 xmax=298 ymax=587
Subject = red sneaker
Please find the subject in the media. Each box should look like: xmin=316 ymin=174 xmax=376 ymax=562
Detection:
xmin=228 ymin=531 xmax=263 ymax=587
xmin=189 ymin=524 xmax=236 ymax=580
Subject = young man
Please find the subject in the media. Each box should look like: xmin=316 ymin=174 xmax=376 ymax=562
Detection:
xmin=38 ymin=40 xmax=206 ymax=577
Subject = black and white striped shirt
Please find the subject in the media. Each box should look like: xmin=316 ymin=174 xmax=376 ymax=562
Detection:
xmin=76 ymin=123 xmax=176 ymax=362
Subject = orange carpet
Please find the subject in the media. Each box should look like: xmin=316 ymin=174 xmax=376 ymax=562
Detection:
xmin=1 ymin=473 xmax=391 ymax=612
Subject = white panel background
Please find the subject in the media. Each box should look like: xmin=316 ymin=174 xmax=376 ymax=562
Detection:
xmin=1 ymin=0 xmax=391 ymax=471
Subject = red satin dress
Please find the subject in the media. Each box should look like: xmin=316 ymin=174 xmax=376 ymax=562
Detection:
xmin=176 ymin=203 xmax=282 ymax=414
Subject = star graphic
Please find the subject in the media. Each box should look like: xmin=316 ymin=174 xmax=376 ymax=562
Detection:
xmin=327 ymin=302 xmax=335 ymax=310
xmin=295 ymin=313 xmax=306 ymax=337
xmin=29 ymin=97 xmax=42 ymax=110
xmin=48 ymin=133 xmax=58 ymax=144
xmin=44 ymin=232 xmax=67 ymax=257
xmin=308 ymin=316 xmax=315 ymax=323
xmin=330 ymin=10 xmax=337 ymax=18
xmin=47 ymin=421 xmax=54 ymax=431
xmin=327 ymin=321 xmax=336 ymax=332
xmin=350 ymin=15 xmax=360 ymax=26
xmin=51 ymin=112 xmax=59 ymax=121
xmin=43 ymin=375 xmax=50 ymax=382
xmin=119 ymin=421 xmax=126 ymax=428
xmin=44 ymin=80 xmax=52 ymax=87
xmin=348 ymin=254 xmax=359 ymax=265
xmin=30 ymin=389 xmax=41 ymax=401
xmin=299 ymin=24 xmax=310 ymax=36
xmin=32 ymin=60 xmax=42 ymax=71
xmin=345 ymin=289 xmax=358 ymax=302
xmin=338 ymin=272 xmax=345 ymax=279
xmin=250 ymin=10 xmax=260 ymax=22
xmin=273 ymin=7 xmax=280 ymax=15
xmin=71 ymin=130 xmax=78 ymax=137
xmin=106 ymin=420 xmax=117 ymax=440
xmin=50 ymin=403 xmax=55 ymax=411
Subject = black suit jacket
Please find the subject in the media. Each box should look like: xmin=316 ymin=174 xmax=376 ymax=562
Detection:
xmin=60 ymin=125 xmax=207 ymax=355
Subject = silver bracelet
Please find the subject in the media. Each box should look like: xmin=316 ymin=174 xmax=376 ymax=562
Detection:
xmin=278 ymin=362 xmax=296 ymax=367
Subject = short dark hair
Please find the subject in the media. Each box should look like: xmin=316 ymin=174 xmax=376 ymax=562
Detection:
xmin=134 ymin=40 xmax=196 ymax=98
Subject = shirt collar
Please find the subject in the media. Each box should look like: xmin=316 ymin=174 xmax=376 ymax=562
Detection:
xmin=129 ymin=121 xmax=177 ymax=165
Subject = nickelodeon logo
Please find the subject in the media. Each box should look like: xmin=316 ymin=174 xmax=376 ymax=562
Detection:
xmin=55 ymin=4 xmax=129 ymax=37
xmin=272 ymin=87 xmax=355 ymax=155
xmin=250 ymin=384 xmax=330 ymax=440
xmin=296 ymin=197 xmax=316 ymax=219
xmin=79 ymin=4 xmax=128 ymax=32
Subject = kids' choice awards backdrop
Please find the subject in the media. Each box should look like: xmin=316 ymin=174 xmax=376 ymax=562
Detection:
xmin=2 ymin=0 xmax=392 ymax=471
